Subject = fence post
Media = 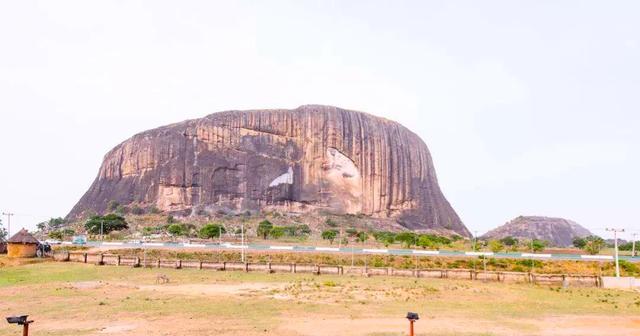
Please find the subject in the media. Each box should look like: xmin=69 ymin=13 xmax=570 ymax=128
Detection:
xmin=199 ymin=261 xmax=203 ymax=270
xmin=316 ymin=264 xmax=321 ymax=275
xmin=175 ymin=260 xmax=182 ymax=269
xmin=98 ymin=254 xmax=104 ymax=265
xmin=292 ymin=263 xmax=297 ymax=273
xmin=116 ymin=255 xmax=121 ymax=266
xmin=64 ymin=251 xmax=70 ymax=262
xmin=245 ymin=262 xmax=249 ymax=272
xmin=222 ymin=261 xmax=226 ymax=271
xmin=134 ymin=257 xmax=141 ymax=268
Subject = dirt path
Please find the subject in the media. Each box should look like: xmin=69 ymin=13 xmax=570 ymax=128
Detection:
xmin=282 ymin=315 xmax=640 ymax=336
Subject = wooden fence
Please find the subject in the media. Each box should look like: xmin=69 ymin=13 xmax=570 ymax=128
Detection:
xmin=52 ymin=251 xmax=602 ymax=288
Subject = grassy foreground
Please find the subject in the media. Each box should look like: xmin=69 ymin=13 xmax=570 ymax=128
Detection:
xmin=1 ymin=257 xmax=639 ymax=336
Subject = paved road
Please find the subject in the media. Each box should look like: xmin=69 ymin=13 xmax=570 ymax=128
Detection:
xmin=65 ymin=241 xmax=640 ymax=263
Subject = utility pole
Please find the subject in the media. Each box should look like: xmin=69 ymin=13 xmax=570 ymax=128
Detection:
xmin=2 ymin=212 xmax=14 ymax=237
xmin=241 ymin=222 xmax=245 ymax=263
xmin=473 ymin=230 xmax=478 ymax=251
xmin=606 ymin=228 xmax=625 ymax=278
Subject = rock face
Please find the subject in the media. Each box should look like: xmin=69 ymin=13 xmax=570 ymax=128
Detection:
xmin=482 ymin=216 xmax=592 ymax=247
xmin=68 ymin=105 xmax=469 ymax=236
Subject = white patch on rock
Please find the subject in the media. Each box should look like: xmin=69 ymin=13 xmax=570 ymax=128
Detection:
xmin=269 ymin=167 xmax=294 ymax=187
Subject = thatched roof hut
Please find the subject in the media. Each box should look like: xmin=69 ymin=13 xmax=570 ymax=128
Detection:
xmin=7 ymin=229 xmax=39 ymax=257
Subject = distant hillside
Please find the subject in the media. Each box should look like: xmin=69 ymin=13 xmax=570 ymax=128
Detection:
xmin=482 ymin=216 xmax=592 ymax=247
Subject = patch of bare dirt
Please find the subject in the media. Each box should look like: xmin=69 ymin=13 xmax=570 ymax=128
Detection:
xmin=281 ymin=315 xmax=640 ymax=336
xmin=138 ymin=282 xmax=286 ymax=296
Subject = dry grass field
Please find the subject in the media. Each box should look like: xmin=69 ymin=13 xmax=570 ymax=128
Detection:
xmin=1 ymin=256 xmax=639 ymax=336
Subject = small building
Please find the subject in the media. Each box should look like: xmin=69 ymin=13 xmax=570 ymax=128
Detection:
xmin=7 ymin=229 xmax=39 ymax=258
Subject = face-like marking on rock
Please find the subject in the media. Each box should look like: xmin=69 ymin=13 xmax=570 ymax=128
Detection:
xmin=322 ymin=148 xmax=363 ymax=214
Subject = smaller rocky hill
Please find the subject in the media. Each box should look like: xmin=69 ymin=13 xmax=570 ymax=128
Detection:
xmin=482 ymin=216 xmax=592 ymax=247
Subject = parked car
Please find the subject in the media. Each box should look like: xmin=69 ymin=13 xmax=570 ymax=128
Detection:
xmin=45 ymin=239 xmax=61 ymax=245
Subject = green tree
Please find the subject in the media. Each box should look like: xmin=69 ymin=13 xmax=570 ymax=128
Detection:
xmin=345 ymin=228 xmax=358 ymax=237
xmin=0 ymin=218 xmax=6 ymax=239
xmin=573 ymin=237 xmax=587 ymax=249
xmin=296 ymin=224 xmax=311 ymax=236
xmin=531 ymin=239 xmax=546 ymax=252
xmin=257 ymin=220 xmax=273 ymax=239
xmin=168 ymin=223 xmax=187 ymax=236
xmin=48 ymin=231 xmax=64 ymax=240
xmin=321 ymin=230 xmax=338 ymax=244
xmin=61 ymin=228 xmax=76 ymax=237
xmin=84 ymin=214 xmax=128 ymax=234
xmin=489 ymin=240 xmax=504 ymax=253
xmin=373 ymin=231 xmax=396 ymax=247
xmin=417 ymin=235 xmax=437 ymax=249
xmin=582 ymin=235 xmax=606 ymax=255
xmin=356 ymin=231 xmax=368 ymax=244
xmin=619 ymin=242 xmax=633 ymax=251
xmin=500 ymin=236 xmax=518 ymax=247
xmin=270 ymin=226 xmax=285 ymax=239
xmin=199 ymin=223 xmax=226 ymax=239
xmin=395 ymin=232 xmax=418 ymax=248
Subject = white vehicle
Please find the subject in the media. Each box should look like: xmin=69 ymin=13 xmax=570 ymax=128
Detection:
xmin=44 ymin=239 xmax=62 ymax=245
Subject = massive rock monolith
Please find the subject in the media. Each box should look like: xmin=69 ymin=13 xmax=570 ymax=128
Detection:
xmin=68 ymin=105 xmax=469 ymax=236
xmin=482 ymin=216 xmax=592 ymax=247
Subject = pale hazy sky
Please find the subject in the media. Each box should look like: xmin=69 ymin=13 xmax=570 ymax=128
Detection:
xmin=1 ymin=1 xmax=638 ymax=239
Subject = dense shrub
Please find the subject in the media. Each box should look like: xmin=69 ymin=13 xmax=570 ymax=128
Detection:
xmin=199 ymin=223 xmax=226 ymax=239
xmin=257 ymin=220 xmax=273 ymax=239
xmin=84 ymin=214 xmax=128 ymax=234
xmin=321 ymin=230 xmax=338 ymax=244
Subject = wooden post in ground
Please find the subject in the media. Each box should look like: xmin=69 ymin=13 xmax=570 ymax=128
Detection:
xmin=83 ymin=253 xmax=88 ymax=263
xmin=64 ymin=251 xmax=70 ymax=261
xmin=245 ymin=262 xmax=249 ymax=272
xmin=97 ymin=254 xmax=104 ymax=265
xmin=222 ymin=261 xmax=226 ymax=271
xmin=175 ymin=260 xmax=182 ymax=269
xmin=116 ymin=255 xmax=121 ymax=266
xmin=134 ymin=257 xmax=140 ymax=268
xmin=199 ymin=261 xmax=203 ymax=270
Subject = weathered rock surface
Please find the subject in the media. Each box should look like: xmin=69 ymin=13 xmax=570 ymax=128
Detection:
xmin=68 ymin=105 xmax=469 ymax=236
xmin=482 ymin=216 xmax=592 ymax=247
